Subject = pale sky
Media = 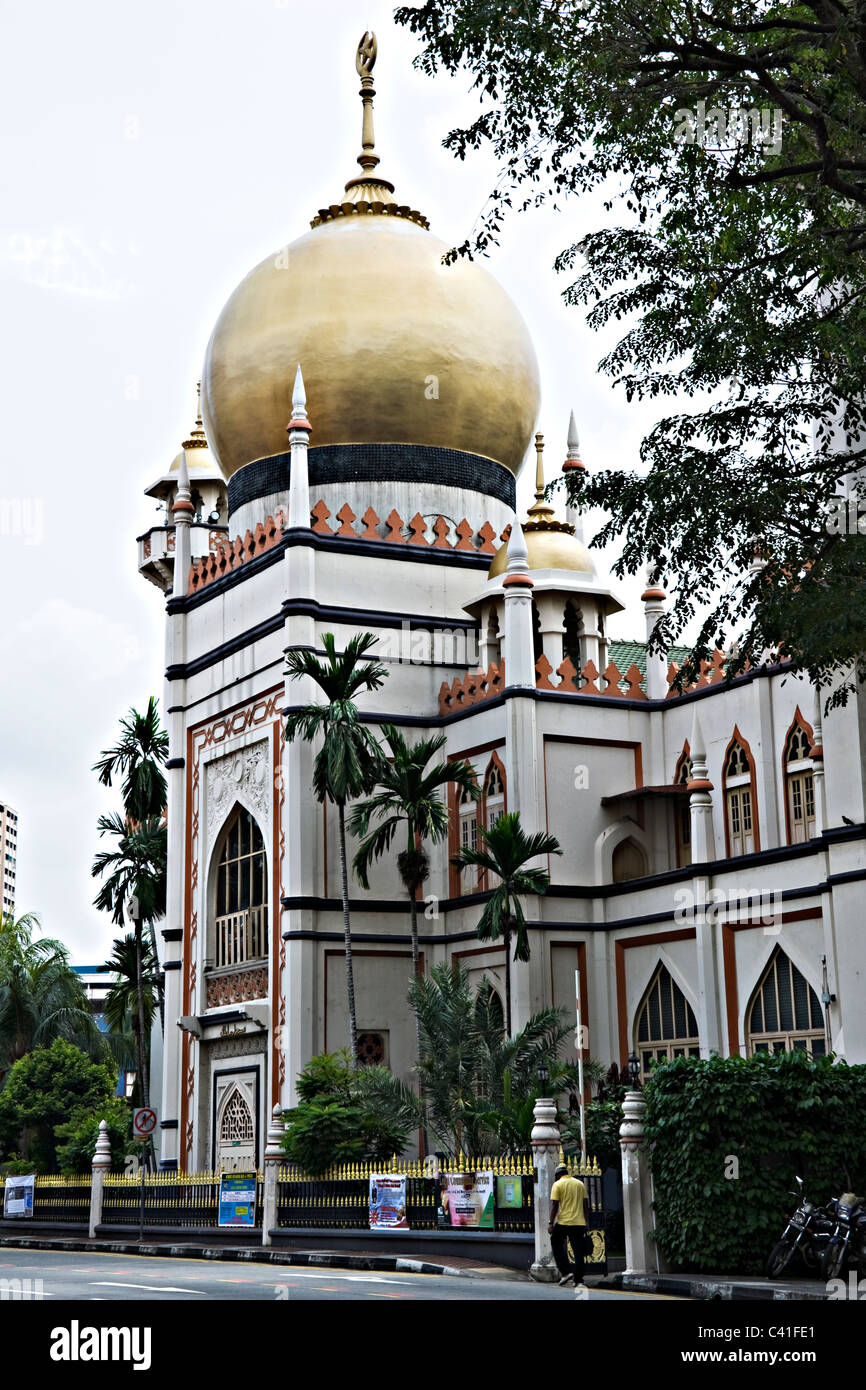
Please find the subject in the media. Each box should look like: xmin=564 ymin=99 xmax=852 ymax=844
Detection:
xmin=0 ymin=0 xmax=673 ymax=961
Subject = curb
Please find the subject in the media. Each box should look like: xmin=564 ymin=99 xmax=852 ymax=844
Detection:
xmin=0 ymin=1234 xmax=469 ymax=1278
xmin=599 ymin=1272 xmax=828 ymax=1302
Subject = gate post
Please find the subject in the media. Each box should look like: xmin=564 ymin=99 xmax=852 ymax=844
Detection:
xmin=262 ymin=1104 xmax=283 ymax=1247
xmin=529 ymin=1095 xmax=560 ymax=1282
xmin=90 ymin=1120 xmax=111 ymax=1238
xmin=619 ymin=1090 xmax=655 ymax=1273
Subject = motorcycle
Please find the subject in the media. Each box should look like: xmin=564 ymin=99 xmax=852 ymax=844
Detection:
xmin=765 ymin=1177 xmax=835 ymax=1278
xmin=820 ymin=1191 xmax=866 ymax=1280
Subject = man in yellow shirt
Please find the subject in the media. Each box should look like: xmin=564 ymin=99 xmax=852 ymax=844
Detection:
xmin=548 ymin=1163 xmax=589 ymax=1287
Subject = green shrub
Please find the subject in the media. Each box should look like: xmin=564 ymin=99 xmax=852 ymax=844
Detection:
xmin=54 ymin=1096 xmax=133 ymax=1174
xmin=282 ymin=1051 xmax=420 ymax=1175
xmin=0 ymin=1039 xmax=118 ymax=1172
xmin=644 ymin=1051 xmax=866 ymax=1273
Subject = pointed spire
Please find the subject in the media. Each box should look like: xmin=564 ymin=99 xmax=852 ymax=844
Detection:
xmin=688 ymin=707 xmax=706 ymax=772
xmin=287 ymin=364 xmax=311 ymax=433
xmin=505 ymin=514 xmax=531 ymax=576
xmin=563 ymin=410 xmax=584 ymax=472
xmin=182 ymin=381 xmax=208 ymax=449
xmin=527 ymin=432 xmax=556 ymax=524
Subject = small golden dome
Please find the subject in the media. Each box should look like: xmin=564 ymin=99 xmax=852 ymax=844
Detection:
xmin=200 ymin=34 xmax=540 ymax=481
xmin=488 ymin=525 xmax=596 ymax=578
xmin=488 ymin=432 xmax=595 ymax=578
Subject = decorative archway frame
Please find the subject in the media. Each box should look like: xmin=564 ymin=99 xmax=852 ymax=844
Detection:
xmin=595 ymin=818 xmax=651 ymax=886
xmin=479 ymin=751 xmax=508 ymax=890
xmin=721 ymin=724 xmax=761 ymax=857
xmin=673 ymin=739 xmax=692 ymax=785
xmin=739 ymin=931 xmax=826 ymax=1056
xmin=631 ymin=948 xmax=701 ymax=1056
xmin=780 ymin=704 xmax=816 ymax=846
xmin=180 ymin=685 xmax=284 ymax=1171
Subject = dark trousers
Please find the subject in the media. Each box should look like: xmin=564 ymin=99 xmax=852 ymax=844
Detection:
xmin=551 ymin=1224 xmax=586 ymax=1280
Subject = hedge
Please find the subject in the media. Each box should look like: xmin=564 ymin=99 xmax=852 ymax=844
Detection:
xmin=643 ymin=1051 xmax=866 ymax=1273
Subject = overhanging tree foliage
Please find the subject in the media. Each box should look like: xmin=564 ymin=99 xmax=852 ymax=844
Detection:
xmin=396 ymin=0 xmax=866 ymax=704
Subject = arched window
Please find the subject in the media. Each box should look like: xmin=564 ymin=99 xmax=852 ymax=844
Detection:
xmin=747 ymin=947 xmax=826 ymax=1056
xmin=214 ymin=806 xmax=268 ymax=967
xmin=220 ymin=1089 xmax=254 ymax=1145
xmin=784 ymin=716 xmax=816 ymax=844
xmin=483 ymin=758 xmax=505 ymax=832
xmin=457 ymin=780 xmax=480 ymax=894
xmin=612 ymin=838 xmax=647 ymax=883
xmin=674 ymin=746 xmax=692 ymax=867
xmin=563 ymin=600 xmax=582 ymax=672
xmin=636 ymin=965 xmax=700 ymax=1080
xmin=723 ymin=730 xmax=758 ymax=857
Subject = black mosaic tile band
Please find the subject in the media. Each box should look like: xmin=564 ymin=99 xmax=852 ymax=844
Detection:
xmin=227 ymin=443 xmax=517 ymax=519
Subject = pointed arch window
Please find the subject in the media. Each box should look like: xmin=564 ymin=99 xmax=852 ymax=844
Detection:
xmin=635 ymin=965 xmax=699 ymax=1080
xmin=612 ymin=837 xmax=647 ymax=883
xmin=483 ymin=758 xmax=506 ymax=833
xmin=674 ymin=747 xmax=692 ymax=867
xmin=783 ymin=715 xmax=816 ymax=845
xmin=747 ymin=947 xmax=826 ymax=1056
xmin=214 ymin=806 xmax=268 ymax=967
xmin=723 ymin=730 xmax=759 ymax=857
xmin=220 ymin=1088 xmax=254 ymax=1145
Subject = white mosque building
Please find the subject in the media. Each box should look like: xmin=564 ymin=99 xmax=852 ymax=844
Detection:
xmin=136 ymin=36 xmax=866 ymax=1172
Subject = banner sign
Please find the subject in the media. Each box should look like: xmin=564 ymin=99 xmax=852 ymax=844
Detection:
xmin=368 ymin=1174 xmax=408 ymax=1229
xmin=445 ymin=1170 xmax=495 ymax=1228
xmin=496 ymin=1174 xmax=523 ymax=1209
xmin=3 ymin=1174 xmax=35 ymax=1219
xmin=218 ymin=1171 xmax=258 ymax=1228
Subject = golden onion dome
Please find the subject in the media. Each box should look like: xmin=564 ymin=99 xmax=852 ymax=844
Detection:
xmin=488 ymin=433 xmax=596 ymax=578
xmin=200 ymin=34 xmax=540 ymax=482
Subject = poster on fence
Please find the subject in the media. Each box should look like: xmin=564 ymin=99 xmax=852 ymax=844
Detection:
xmin=496 ymin=1174 xmax=523 ymax=1209
xmin=218 ymin=1171 xmax=257 ymax=1228
xmin=444 ymin=1170 xmax=495 ymax=1228
xmin=3 ymin=1174 xmax=35 ymax=1219
xmin=368 ymin=1174 xmax=408 ymax=1229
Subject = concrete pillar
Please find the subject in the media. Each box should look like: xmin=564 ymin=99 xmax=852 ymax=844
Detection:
xmin=261 ymin=1104 xmax=284 ymax=1247
xmin=687 ymin=709 xmax=715 ymax=863
xmin=529 ymin=1095 xmax=561 ymax=1282
xmin=641 ymin=570 xmax=668 ymax=701
xmin=562 ymin=409 xmax=585 ymax=541
xmin=287 ymin=364 xmax=311 ymax=532
xmin=810 ymin=689 xmax=827 ymax=835
xmin=502 ymin=518 xmax=536 ymax=688
xmin=158 ymin=454 xmax=194 ymax=1170
xmin=619 ymin=1090 xmax=655 ymax=1273
xmin=89 ymin=1120 xmax=111 ymax=1238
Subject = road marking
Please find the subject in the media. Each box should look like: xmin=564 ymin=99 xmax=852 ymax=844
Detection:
xmin=91 ymin=1281 xmax=208 ymax=1294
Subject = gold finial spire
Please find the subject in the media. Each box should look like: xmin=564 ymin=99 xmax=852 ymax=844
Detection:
xmin=183 ymin=381 xmax=208 ymax=449
xmin=310 ymin=34 xmax=429 ymax=230
xmin=527 ymin=431 xmax=556 ymax=524
xmin=355 ymin=31 xmax=379 ymax=177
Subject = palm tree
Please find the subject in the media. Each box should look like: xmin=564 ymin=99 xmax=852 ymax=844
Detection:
xmin=409 ymin=961 xmax=574 ymax=1157
xmin=91 ymin=814 xmax=166 ymax=1106
xmin=451 ymin=811 xmax=562 ymax=1036
xmin=0 ymin=912 xmax=107 ymax=1079
xmin=102 ymin=933 xmax=158 ymax=1103
xmin=348 ymin=725 xmax=479 ymax=1071
xmin=93 ymin=696 xmax=168 ymax=821
xmin=284 ymin=632 xmax=388 ymax=1066
xmin=92 ymin=699 xmax=168 ymax=1028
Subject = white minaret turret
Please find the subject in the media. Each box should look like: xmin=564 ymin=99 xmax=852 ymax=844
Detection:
xmin=641 ymin=565 xmax=668 ymax=700
xmin=562 ymin=409 xmax=585 ymax=540
xmin=287 ymin=363 xmax=312 ymax=530
xmin=687 ymin=707 xmax=715 ymax=864
xmin=502 ymin=515 xmax=536 ymax=688
xmin=171 ymin=447 xmax=194 ymax=599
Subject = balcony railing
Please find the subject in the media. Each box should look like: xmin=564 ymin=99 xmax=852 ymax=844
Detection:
xmin=215 ymin=905 xmax=267 ymax=968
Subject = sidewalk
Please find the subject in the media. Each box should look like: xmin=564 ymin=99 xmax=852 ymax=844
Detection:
xmin=598 ymin=1270 xmax=829 ymax=1301
xmin=0 ymin=1230 xmax=528 ymax=1280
